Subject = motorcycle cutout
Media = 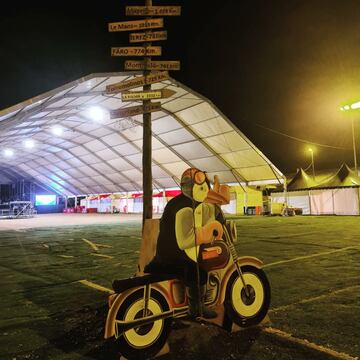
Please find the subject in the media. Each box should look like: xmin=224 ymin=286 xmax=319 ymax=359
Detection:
xmin=104 ymin=176 xmax=271 ymax=359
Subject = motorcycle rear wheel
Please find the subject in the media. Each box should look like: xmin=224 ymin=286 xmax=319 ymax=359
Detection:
xmin=225 ymin=265 xmax=270 ymax=327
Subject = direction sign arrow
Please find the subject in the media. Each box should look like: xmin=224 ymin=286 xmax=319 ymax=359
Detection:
xmin=125 ymin=60 xmax=180 ymax=71
xmin=105 ymin=71 xmax=169 ymax=94
xmin=121 ymin=89 xmax=176 ymax=101
xmin=126 ymin=6 xmax=181 ymax=16
xmin=110 ymin=102 xmax=162 ymax=119
xmin=108 ymin=18 xmax=164 ymax=32
xmin=129 ymin=30 xmax=167 ymax=43
xmin=111 ymin=46 xmax=162 ymax=57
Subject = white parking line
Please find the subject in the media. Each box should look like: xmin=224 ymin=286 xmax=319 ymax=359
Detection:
xmin=263 ymin=246 xmax=359 ymax=268
xmin=270 ymin=284 xmax=360 ymax=313
xmin=78 ymin=279 xmax=114 ymax=294
xmin=264 ymin=327 xmax=357 ymax=360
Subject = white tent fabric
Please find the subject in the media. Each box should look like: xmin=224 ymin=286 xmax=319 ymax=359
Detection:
xmin=332 ymin=188 xmax=360 ymax=215
xmin=271 ymin=188 xmax=360 ymax=215
xmin=270 ymin=193 xmax=285 ymax=204
xmin=0 ymin=72 xmax=283 ymax=196
xmin=309 ymin=190 xmax=335 ymax=215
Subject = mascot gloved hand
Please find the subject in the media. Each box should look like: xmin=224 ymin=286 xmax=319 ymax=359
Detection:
xmin=196 ymin=220 xmax=223 ymax=245
xmin=204 ymin=175 xmax=230 ymax=205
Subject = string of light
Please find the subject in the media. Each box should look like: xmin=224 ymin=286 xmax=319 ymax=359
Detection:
xmin=255 ymin=123 xmax=349 ymax=150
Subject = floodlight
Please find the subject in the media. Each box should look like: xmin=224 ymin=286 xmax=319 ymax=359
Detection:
xmin=4 ymin=149 xmax=14 ymax=157
xmin=24 ymin=139 xmax=35 ymax=148
xmin=350 ymin=101 xmax=360 ymax=110
xmin=52 ymin=126 xmax=63 ymax=136
xmin=339 ymin=100 xmax=359 ymax=172
xmin=88 ymin=106 xmax=106 ymax=122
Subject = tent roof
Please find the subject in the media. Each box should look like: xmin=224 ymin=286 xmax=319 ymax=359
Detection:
xmin=0 ymin=72 xmax=284 ymax=196
xmin=314 ymin=163 xmax=360 ymax=188
xmin=287 ymin=168 xmax=317 ymax=191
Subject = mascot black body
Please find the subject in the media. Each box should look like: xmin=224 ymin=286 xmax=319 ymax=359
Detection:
xmin=146 ymin=168 xmax=229 ymax=318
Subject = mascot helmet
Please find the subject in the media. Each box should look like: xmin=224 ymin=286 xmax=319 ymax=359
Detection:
xmin=180 ymin=168 xmax=210 ymax=201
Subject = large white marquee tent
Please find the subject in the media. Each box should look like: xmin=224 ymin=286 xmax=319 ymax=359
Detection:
xmin=0 ymin=72 xmax=284 ymax=197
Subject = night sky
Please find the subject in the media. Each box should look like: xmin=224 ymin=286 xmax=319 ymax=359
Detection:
xmin=1 ymin=0 xmax=360 ymax=174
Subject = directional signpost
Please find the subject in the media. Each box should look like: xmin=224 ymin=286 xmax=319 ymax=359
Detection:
xmin=110 ymin=102 xmax=161 ymax=119
xmin=111 ymin=46 xmax=162 ymax=56
xmin=129 ymin=30 xmax=167 ymax=43
xmin=124 ymin=60 xmax=181 ymax=71
xmin=121 ymin=88 xmax=176 ymax=101
xmin=126 ymin=6 xmax=181 ymax=16
xmin=105 ymin=71 xmax=169 ymax=94
xmin=108 ymin=18 xmax=164 ymax=32
xmin=107 ymin=0 xmax=181 ymax=227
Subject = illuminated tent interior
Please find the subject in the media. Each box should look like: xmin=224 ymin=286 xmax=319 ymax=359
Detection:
xmin=0 ymin=72 xmax=284 ymax=198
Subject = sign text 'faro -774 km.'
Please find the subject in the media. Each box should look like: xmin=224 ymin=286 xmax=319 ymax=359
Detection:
xmin=111 ymin=46 xmax=162 ymax=57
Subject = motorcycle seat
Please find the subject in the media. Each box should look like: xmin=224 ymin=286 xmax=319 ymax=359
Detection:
xmin=112 ymin=272 xmax=176 ymax=293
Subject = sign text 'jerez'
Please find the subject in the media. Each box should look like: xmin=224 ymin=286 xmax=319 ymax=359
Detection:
xmin=129 ymin=30 xmax=167 ymax=43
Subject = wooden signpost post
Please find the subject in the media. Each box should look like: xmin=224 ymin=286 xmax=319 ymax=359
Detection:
xmin=108 ymin=0 xmax=181 ymax=227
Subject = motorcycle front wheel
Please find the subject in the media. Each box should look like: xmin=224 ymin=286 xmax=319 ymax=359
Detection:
xmin=115 ymin=288 xmax=172 ymax=359
xmin=224 ymin=265 xmax=271 ymax=327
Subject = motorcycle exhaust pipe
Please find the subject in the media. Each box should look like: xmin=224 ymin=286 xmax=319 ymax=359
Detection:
xmin=115 ymin=307 xmax=188 ymax=334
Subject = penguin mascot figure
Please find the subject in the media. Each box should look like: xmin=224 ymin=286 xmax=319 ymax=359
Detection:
xmin=145 ymin=167 xmax=230 ymax=319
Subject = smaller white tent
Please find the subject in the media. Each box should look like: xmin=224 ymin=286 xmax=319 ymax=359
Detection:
xmin=271 ymin=165 xmax=360 ymax=215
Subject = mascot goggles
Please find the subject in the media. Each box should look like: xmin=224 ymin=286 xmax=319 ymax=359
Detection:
xmin=193 ymin=170 xmax=208 ymax=185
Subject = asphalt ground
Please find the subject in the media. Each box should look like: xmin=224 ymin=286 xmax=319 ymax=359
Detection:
xmin=0 ymin=214 xmax=359 ymax=359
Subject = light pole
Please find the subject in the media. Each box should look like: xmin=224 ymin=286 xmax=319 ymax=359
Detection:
xmin=308 ymin=148 xmax=315 ymax=180
xmin=351 ymin=117 xmax=357 ymax=172
xmin=340 ymin=101 xmax=359 ymax=173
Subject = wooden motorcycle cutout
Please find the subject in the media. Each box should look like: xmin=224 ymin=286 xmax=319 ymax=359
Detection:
xmin=104 ymin=209 xmax=271 ymax=359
